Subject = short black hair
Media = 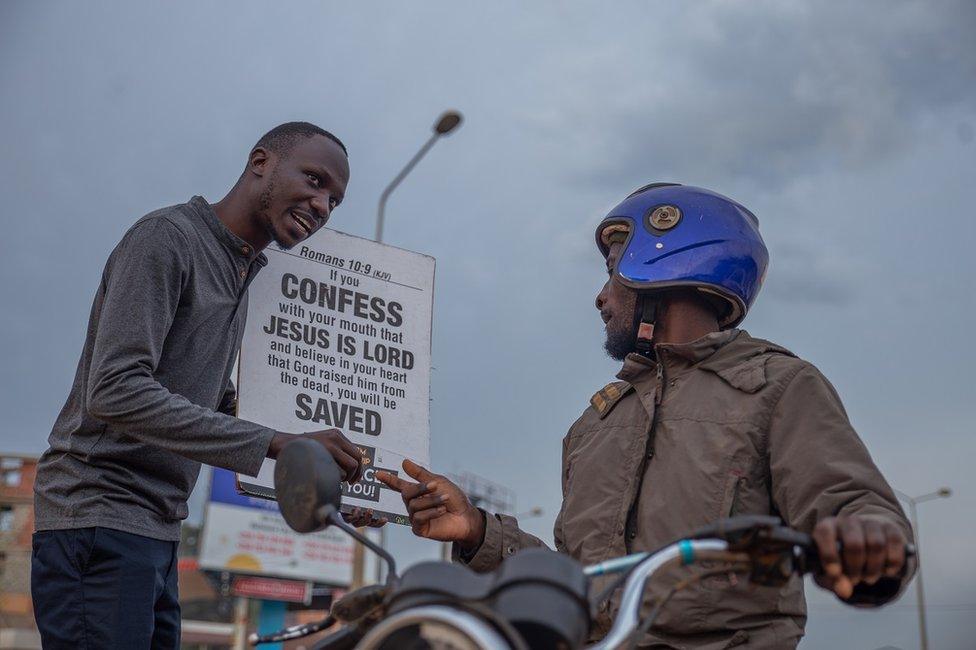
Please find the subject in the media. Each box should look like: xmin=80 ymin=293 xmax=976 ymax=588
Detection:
xmin=253 ymin=121 xmax=348 ymax=158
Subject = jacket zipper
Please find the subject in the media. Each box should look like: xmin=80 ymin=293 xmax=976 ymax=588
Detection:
xmin=655 ymin=361 xmax=665 ymax=405
xmin=623 ymin=357 xmax=666 ymax=550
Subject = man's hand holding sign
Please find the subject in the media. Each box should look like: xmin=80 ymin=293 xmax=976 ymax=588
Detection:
xmin=267 ymin=428 xmax=387 ymax=526
xmin=268 ymin=428 xmax=365 ymax=483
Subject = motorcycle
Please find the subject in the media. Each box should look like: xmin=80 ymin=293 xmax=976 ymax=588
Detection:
xmin=251 ymin=438 xmax=914 ymax=649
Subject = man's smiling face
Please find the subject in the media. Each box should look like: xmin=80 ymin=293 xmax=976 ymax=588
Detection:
xmin=596 ymin=241 xmax=639 ymax=360
xmin=255 ymin=134 xmax=350 ymax=250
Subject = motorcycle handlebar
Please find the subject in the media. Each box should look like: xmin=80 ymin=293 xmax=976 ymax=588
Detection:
xmin=251 ymin=516 xmax=916 ymax=647
xmin=589 ymin=539 xmax=733 ymax=650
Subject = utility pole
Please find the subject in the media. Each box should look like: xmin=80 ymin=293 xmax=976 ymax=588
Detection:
xmin=231 ymin=596 xmax=250 ymax=650
xmin=351 ymin=537 xmax=366 ymax=589
xmin=894 ymin=486 xmax=951 ymax=650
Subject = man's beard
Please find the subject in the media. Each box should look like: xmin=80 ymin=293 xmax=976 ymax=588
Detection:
xmin=604 ymin=320 xmax=638 ymax=361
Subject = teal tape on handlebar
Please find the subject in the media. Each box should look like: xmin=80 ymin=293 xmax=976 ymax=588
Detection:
xmin=679 ymin=539 xmax=694 ymax=565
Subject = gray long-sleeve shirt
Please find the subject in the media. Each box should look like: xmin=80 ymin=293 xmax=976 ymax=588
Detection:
xmin=34 ymin=196 xmax=277 ymax=541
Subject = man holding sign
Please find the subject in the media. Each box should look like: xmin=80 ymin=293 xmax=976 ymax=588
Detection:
xmin=32 ymin=122 xmax=372 ymax=649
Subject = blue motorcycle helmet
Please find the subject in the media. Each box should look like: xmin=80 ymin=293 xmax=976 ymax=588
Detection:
xmin=596 ymin=183 xmax=768 ymax=349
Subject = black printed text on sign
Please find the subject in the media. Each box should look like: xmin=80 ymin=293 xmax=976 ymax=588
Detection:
xmin=235 ymin=230 xmax=434 ymax=524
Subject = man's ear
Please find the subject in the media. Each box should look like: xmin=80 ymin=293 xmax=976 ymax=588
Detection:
xmin=248 ymin=146 xmax=273 ymax=177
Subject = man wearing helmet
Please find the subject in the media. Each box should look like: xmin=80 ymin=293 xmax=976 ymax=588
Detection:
xmin=379 ymin=184 xmax=914 ymax=648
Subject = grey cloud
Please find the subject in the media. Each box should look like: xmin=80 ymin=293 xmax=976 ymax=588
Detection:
xmin=763 ymin=266 xmax=854 ymax=306
xmin=761 ymin=239 xmax=858 ymax=306
xmin=526 ymin=0 xmax=976 ymax=192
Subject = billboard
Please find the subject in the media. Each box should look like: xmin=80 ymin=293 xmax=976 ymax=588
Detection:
xmin=198 ymin=468 xmax=353 ymax=585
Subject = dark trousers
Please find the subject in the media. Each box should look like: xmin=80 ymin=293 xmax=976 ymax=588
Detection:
xmin=31 ymin=527 xmax=180 ymax=649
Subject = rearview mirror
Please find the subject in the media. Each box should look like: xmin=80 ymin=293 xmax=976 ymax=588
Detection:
xmin=274 ymin=438 xmax=343 ymax=533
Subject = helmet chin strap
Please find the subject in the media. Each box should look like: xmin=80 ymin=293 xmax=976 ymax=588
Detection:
xmin=634 ymin=293 xmax=661 ymax=357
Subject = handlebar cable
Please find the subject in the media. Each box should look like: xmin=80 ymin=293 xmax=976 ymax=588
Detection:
xmin=584 ymin=521 xmax=766 ymax=614
xmin=624 ymin=564 xmax=749 ymax=650
xmin=588 ymin=516 xmax=823 ymax=617
xmin=589 ymin=563 xmax=643 ymax=620
xmin=621 ymin=551 xmax=746 ymax=648
xmin=591 ymin=540 xmax=730 ymax=650
xmin=586 ymin=542 xmax=676 ymax=619
xmin=586 ymin=543 xmax=746 ymax=621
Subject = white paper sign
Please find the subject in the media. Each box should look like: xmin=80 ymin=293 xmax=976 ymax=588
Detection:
xmin=236 ymin=229 xmax=435 ymax=525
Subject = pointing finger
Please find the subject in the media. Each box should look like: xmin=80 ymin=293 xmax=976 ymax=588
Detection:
xmin=376 ymin=470 xmax=431 ymax=504
xmin=375 ymin=471 xmax=407 ymax=493
xmin=402 ymin=459 xmax=437 ymax=483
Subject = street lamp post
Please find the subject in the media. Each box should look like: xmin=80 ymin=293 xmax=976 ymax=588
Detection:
xmin=369 ymin=112 xmax=462 ymax=583
xmin=374 ymin=110 xmax=463 ymax=243
xmin=893 ymin=486 xmax=951 ymax=650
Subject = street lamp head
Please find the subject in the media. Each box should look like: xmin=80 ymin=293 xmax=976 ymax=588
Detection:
xmin=376 ymin=108 xmax=464 ymax=242
xmin=937 ymin=487 xmax=952 ymax=498
xmin=434 ymin=110 xmax=463 ymax=135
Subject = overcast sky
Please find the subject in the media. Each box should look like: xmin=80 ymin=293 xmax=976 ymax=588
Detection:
xmin=2 ymin=2 xmax=974 ymax=647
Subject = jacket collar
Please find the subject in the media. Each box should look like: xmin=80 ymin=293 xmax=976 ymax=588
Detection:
xmin=660 ymin=328 xmax=741 ymax=365
xmin=615 ymin=329 xmax=795 ymax=394
xmin=616 ymin=329 xmax=740 ymax=384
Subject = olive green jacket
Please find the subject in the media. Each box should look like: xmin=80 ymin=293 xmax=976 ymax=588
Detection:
xmin=457 ymin=330 xmax=913 ymax=649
